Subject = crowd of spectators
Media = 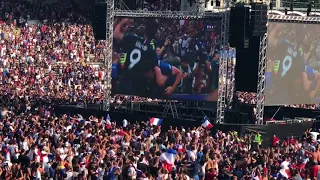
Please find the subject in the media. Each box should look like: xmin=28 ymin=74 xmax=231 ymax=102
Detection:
xmin=0 ymin=0 xmax=107 ymax=106
xmin=3 ymin=0 xmax=320 ymax=180
xmin=0 ymin=0 xmax=319 ymax=110
xmin=2 ymin=100 xmax=320 ymax=180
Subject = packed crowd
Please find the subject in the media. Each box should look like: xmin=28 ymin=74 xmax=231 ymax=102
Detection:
xmin=2 ymin=0 xmax=320 ymax=108
xmin=0 ymin=0 xmax=107 ymax=105
xmin=3 ymin=0 xmax=320 ymax=180
xmin=2 ymin=102 xmax=320 ymax=180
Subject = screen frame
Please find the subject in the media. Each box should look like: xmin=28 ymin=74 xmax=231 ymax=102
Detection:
xmin=111 ymin=15 xmax=225 ymax=102
xmin=264 ymin=21 xmax=320 ymax=106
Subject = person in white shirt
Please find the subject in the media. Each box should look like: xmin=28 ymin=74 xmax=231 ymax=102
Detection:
xmin=123 ymin=119 xmax=128 ymax=128
xmin=128 ymin=164 xmax=136 ymax=179
xmin=310 ymin=131 xmax=320 ymax=142
xmin=280 ymin=159 xmax=290 ymax=170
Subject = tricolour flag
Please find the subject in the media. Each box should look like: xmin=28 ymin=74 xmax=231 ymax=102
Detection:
xmin=298 ymin=158 xmax=309 ymax=169
xmin=279 ymin=169 xmax=290 ymax=179
xmin=177 ymin=145 xmax=184 ymax=153
xmin=3 ymin=148 xmax=10 ymax=163
xmin=40 ymin=86 xmax=46 ymax=93
xmin=150 ymin=117 xmax=163 ymax=126
xmin=202 ymin=116 xmax=213 ymax=129
xmin=160 ymin=148 xmax=177 ymax=172
xmin=106 ymin=114 xmax=111 ymax=129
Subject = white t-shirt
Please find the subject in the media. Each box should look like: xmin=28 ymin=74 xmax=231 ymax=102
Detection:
xmin=64 ymin=171 xmax=73 ymax=180
xmin=128 ymin=166 xmax=136 ymax=179
xmin=280 ymin=161 xmax=290 ymax=169
xmin=310 ymin=132 xmax=320 ymax=142
xmin=123 ymin=119 xmax=128 ymax=127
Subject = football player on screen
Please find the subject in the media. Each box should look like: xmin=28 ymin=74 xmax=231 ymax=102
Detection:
xmin=113 ymin=18 xmax=159 ymax=95
xmin=152 ymin=60 xmax=183 ymax=96
xmin=113 ymin=18 xmax=183 ymax=97
xmin=303 ymin=66 xmax=320 ymax=99
xmin=268 ymin=24 xmax=320 ymax=104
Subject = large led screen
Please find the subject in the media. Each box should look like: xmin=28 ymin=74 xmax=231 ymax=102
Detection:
xmin=112 ymin=17 xmax=222 ymax=101
xmin=265 ymin=22 xmax=320 ymax=105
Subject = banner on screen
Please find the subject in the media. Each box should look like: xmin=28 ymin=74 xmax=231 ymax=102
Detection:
xmin=265 ymin=22 xmax=320 ymax=105
xmin=111 ymin=17 xmax=230 ymax=101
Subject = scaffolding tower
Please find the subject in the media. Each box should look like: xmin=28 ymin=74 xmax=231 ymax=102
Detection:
xmin=255 ymin=33 xmax=268 ymax=125
xmin=103 ymin=0 xmax=115 ymax=111
xmin=216 ymin=10 xmax=230 ymax=124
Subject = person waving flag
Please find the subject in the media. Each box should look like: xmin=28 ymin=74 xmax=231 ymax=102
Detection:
xmin=202 ymin=116 xmax=213 ymax=129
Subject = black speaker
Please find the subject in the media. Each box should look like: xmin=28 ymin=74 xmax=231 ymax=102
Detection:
xmin=235 ymin=36 xmax=260 ymax=92
xmin=229 ymin=6 xmax=250 ymax=48
xmin=250 ymin=3 xmax=268 ymax=37
xmin=92 ymin=2 xmax=107 ymax=40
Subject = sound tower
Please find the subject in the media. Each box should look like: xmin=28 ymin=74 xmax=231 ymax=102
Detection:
xmin=235 ymin=36 xmax=260 ymax=92
xmin=229 ymin=6 xmax=250 ymax=48
xmin=92 ymin=1 xmax=107 ymax=40
xmin=250 ymin=3 xmax=268 ymax=36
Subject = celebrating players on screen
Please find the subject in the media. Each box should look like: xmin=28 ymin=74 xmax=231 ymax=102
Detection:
xmin=266 ymin=22 xmax=320 ymax=105
xmin=155 ymin=61 xmax=183 ymax=96
xmin=113 ymin=18 xmax=158 ymax=79
xmin=113 ymin=18 xmax=160 ymax=95
xmin=112 ymin=17 xmax=222 ymax=101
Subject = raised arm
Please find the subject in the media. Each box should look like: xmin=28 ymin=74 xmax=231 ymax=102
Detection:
xmin=114 ymin=18 xmax=132 ymax=41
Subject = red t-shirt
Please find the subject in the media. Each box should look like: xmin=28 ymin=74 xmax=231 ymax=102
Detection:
xmin=311 ymin=165 xmax=319 ymax=178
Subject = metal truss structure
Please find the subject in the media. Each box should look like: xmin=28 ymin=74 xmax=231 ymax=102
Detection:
xmin=162 ymin=101 xmax=179 ymax=118
xmin=226 ymin=48 xmax=236 ymax=109
xmin=114 ymin=10 xmax=228 ymax=18
xmin=104 ymin=5 xmax=230 ymax=120
xmin=253 ymin=14 xmax=320 ymax=124
xmin=268 ymin=14 xmax=320 ymax=22
xmin=103 ymin=0 xmax=115 ymax=111
xmin=216 ymin=10 xmax=230 ymax=124
xmin=255 ymin=33 xmax=268 ymax=125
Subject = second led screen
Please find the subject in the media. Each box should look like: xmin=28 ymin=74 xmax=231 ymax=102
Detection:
xmin=265 ymin=22 xmax=320 ymax=105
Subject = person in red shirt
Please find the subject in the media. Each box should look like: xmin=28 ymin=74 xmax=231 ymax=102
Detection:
xmin=310 ymin=161 xmax=320 ymax=179
xmin=272 ymin=135 xmax=280 ymax=147
xmin=205 ymin=168 xmax=216 ymax=180
xmin=289 ymin=136 xmax=295 ymax=145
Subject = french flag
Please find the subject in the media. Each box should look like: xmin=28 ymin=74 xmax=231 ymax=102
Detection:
xmin=177 ymin=145 xmax=184 ymax=153
xmin=106 ymin=114 xmax=112 ymax=129
xmin=279 ymin=169 xmax=290 ymax=179
xmin=3 ymin=148 xmax=10 ymax=162
xmin=202 ymin=116 xmax=213 ymax=129
xmin=252 ymin=170 xmax=262 ymax=180
xmin=40 ymin=86 xmax=46 ymax=93
xmin=298 ymin=158 xmax=309 ymax=169
xmin=160 ymin=149 xmax=177 ymax=172
xmin=150 ymin=117 xmax=163 ymax=126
